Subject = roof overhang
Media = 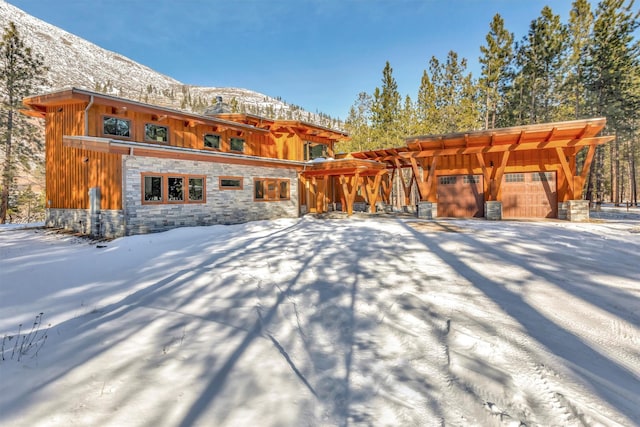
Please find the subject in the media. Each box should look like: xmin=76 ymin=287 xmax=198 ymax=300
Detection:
xmin=62 ymin=136 xmax=306 ymax=170
xmin=22 ymin=87 xmax=268 ymax=134
xmin=351 ymin=118 xmax=614 ymax=163
xmin=302 ymin=158 xmax=387 ymax=177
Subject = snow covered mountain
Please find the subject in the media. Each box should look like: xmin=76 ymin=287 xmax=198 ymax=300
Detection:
xmin=0 ymin=0 xmax=341 ymax=127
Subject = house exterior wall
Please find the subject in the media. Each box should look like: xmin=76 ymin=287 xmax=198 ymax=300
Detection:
xmin=122 ymin=156 xmax=299 ymax=235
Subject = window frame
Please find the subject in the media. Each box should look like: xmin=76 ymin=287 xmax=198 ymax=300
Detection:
xmin=142 ymin=174 xmax=164 ymax=204
xmin=204 ymin=133 xmax=221 ymax=150
xmin=230 ymin=137 xmax=245 ymax=152
xmin=141 ymin=173 xmax=206 ymax=205
xmin=102 ymin=115 xmax=132 ymax=139
xmin=144 ymin=123 xmax=169 ymax=143
xmin=219 ymin=176 xmax=244 ymax=190
xmin=253 ymin=178 xmax=291 ymax=202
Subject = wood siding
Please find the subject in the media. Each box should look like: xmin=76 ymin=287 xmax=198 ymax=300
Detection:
xmin=46 ymin=103 xmax=123 ymax=210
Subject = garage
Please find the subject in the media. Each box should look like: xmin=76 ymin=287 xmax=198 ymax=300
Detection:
xmin=437 ymin=175 xmax=484 ymax=217
xmin=502 ymin=172 xmax=557 ymax=218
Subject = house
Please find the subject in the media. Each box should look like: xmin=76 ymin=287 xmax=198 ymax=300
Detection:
xmin=21 ymin=88 xmax=613 ymax=238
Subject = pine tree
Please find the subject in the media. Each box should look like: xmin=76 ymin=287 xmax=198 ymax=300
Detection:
xmin=0 ymin=22 xmax=47 ymax=223
xmin=342 ymin=91 xmax=373 ymax=152
xmin=370 ymin=61 xmax=402 ymax=147
xmin=513 ymin=6 xmax=568 ymax=124
xmin=479 ymin=13 xmax=514 ymax=129
xmin=583 ymin=0 xmax=639 ymax=203
xmin=416 ymin=69 xmax=438 ymax=135
xmin=565 ymin=0 xmax=593 ymax=119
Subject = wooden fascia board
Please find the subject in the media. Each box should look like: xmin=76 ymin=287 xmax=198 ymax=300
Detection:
xmin=63 ymin=136 xmax=304 ymax=170
xmin=19 ymin=108 xmax=46 ymax=119
xmin=399 ymin=136 xmax=613 ymax=158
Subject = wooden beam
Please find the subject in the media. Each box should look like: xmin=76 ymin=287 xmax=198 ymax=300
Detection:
xmin=425 ymin=156 xmax=438 ymax=202
xmin=491 ymin=151 xmax=510 ymax=200
xmin=556 ymin=146 xmax=575 ymax=198
xmin=475 ymin=153 xmax=491 ymax=199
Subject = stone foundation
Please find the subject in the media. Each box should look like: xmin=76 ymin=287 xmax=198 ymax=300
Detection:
xmin=417 ymin=202 xmax=437 ymax=219
xmin=46 ymin=208 xmax=125 ymax=238
xmin=567 ymin=199 xmax=590 ymax=221
xmin=485 ymin=201 xmax=502 ymax=220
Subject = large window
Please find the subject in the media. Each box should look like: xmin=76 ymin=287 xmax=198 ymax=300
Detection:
xmin=145 ymin=123 xmax=169 ymax=143
xmin=254 ymin=178 xmax=290 ymax=201
xmin=103 ymin=116 xmax=131 ymax=138
xmin=167 ymin=176 xmax=184 ymax=202
xmin=204 ymin=134 xmax=221 ymax=149
xmin=230 ymin=137 xmax=244 ymax=152
xmin=143 ymin=175 xmax=163 ymax=202
xmin=189 ymin=177 xmax=204 ymax=201
xmin=141 ymin=173 xmax=205 ymax=204
xmin=219 ymin=176 xmax=243 ymax=190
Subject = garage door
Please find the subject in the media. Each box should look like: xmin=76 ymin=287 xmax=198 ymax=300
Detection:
xmin=437 ymin=175 xmax=484 ymax=217
xmin=502 ymin=172 xmax=557 ymax=218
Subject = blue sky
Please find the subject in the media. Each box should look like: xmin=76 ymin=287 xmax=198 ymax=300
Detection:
xmin=7 ymin=0 xmax=577 ymax=119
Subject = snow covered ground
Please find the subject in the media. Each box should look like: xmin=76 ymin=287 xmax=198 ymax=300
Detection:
xmin=1 ymin=208 xmax=639 ymax=426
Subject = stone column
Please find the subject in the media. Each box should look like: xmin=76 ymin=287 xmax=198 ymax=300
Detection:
xmin=417 ymin=202 xmax=437 ymax=219
xmin=485 ymin=201 xmax=502 ymax=220
xmin=567 ymin=199 xmax=589 ymax=221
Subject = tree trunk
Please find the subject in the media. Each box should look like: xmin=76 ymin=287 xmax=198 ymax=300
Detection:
xmin=0 ymin=108 xmax=14 ymax=224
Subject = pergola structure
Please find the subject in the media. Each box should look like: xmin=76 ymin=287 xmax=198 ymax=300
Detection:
xmin=331 ymin=118 xmax=613 ymax=219
xmin=300 ymin=158 xmax=387 ymax=215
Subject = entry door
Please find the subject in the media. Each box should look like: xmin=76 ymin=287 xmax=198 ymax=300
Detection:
xmin=437 ymin=175 xmax=484 ymax=217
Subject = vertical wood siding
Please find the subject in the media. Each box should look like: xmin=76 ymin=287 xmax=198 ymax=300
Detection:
xmin=46 ymin=103 xmax=123 ymax=210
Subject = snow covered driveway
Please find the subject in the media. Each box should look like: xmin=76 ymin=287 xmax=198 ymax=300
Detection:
xmin=1 ymin=214 xmax=639 ymax=426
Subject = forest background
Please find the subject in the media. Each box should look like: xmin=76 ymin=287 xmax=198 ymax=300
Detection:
xmin=338 ymin=0 xmax=639 ymax=205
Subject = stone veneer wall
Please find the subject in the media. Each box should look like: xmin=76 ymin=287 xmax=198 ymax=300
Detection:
xmin=123 ymin=156 xmax=299 ymax=235
xmin=557 ymin=201 xmax=569 ymax=220
xmin=45 ymin=208 xmax=124 ymax=238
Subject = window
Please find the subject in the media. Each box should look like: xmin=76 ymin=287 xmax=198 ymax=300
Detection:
xmin=219 ymin=176 xmax=243 ymax=190
xmin=304 ymin=141 xmax=328 ymax=161
xmin=167 ymin=176 xmax=184 ymax=201
xmin=532 ymin=172 xmax=555 ymax=182
xmin=505 ymin=173 xmax=525 ymax=183
xmin=279 ymin=181 xmax=289 ymax=199
xmin=230 ymin=137 xmax=244 ymax=152
xmin=189 ymin=177 xmax=204 ymax=201
xmin=143 ymin=175 xmax=163 ymax=202
xmin=145 ymin=123 xmax=169 ymax=143
xmin=254 ymin=178 xmax=290 ymax=201
xmin=463 ymin=175 xmax=480 ymax=184
xmin=439 ymin=176 xmax=457 ymax=185
xmin=204 ymin=134 xmax=221 ymax=149
xmin=141 ymin=173 xmax=205 ymax=204
xmin=103 ymin=116 xmax=131 ymax=138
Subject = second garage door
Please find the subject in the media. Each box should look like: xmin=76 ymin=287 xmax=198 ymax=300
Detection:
xmin=502 ymin=172 xmax=557 ymax=218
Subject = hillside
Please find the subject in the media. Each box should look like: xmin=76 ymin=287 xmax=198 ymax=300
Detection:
xmin=0 ymin=0 xmax=341 ymax=127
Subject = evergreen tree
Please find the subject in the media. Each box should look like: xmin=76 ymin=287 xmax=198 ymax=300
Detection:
xmin=370 ymin=61 xmax=402 ymax=147
xmin=513 ymin=6 xmax=568 ymax=124
xmin=342 ymin=91 xmax=373 ymax=152
xmin=583 ymin=0 xmax=639 ymax=203
xmin=565 ymin=0 xmax=593 ymax=119
xmin=0 ymin=22 xmax=47 ymax=223
xmin=416 ymin=69 xmax=439 ymax=135
xmin=479 ymin=13 xmax=514 ymax=129
xmin=429 ymin=51 xmax=480 ymax=133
